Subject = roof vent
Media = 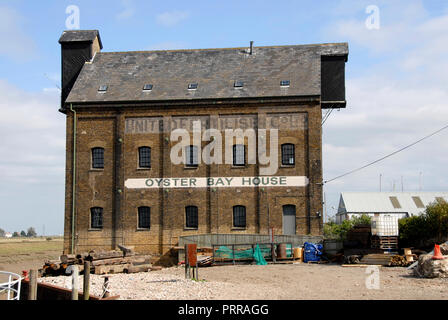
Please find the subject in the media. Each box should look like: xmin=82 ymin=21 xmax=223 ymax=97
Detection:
xmin=98 ymin=85 xmax=108 ymax=92
xmin=249 ymin=41 xmax=254 ymax=55
xmin=143 ymin=84 xmax=153 ymax=91
xmin=280 ymin=80 xmax=290 ymax=87
xmin=234 ymin=81 xmax=244 ymax=88
xmin=188 ymin=83 xmax=198 ymax=90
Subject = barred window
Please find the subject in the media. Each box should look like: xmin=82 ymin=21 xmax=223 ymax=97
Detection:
xmin=138 ymin=147 xmax=151 ymax=168
xmin=233 ymin=205 xmax=246 ymax=228
xmin=92 ymin=147 xmax=104 ymax=169
xmin=90 ymin=207 xmax=103 ymax=229
xmin=138 ymin=206 xmax=151 ymax=229
xmin=233 ymin=144 xmax=245 ymax=166
xmin=281 ymin=144 xmax=295 ymax=165
xmin=185 ymin=206 xmax=198 ymax=229
xmin=185 ymin=145 xmax=198 ymax=167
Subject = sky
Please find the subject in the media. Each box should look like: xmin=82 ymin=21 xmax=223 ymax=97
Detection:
xmin=0 ymin=0 xmax=447 ymax=235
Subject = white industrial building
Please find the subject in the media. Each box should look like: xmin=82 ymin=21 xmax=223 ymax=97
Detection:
xmin=335 ymin=192 xmax=448 ymax=236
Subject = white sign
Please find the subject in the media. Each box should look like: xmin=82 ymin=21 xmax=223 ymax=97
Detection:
xmin=125 ymin=176 xmax=309 ymax=189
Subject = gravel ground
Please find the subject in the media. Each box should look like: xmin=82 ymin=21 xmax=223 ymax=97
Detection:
xmin=39 ymin=263 xmax=448 ymax=300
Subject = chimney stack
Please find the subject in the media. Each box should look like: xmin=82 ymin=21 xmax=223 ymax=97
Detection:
xmin=59 ymin=30 xmax=103 ymax=109
xmin=249 ymin=41 xmax=254 ymax=55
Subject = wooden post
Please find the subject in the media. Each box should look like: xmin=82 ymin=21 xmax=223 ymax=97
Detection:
xmin=195 ymin=261 xmax=199 ymax=280
xmin=28 ymin=269 xmax=38 ymax=300
xmin=184 ymin=244 xmax=189 ymax=279
xmin=69 ymin=265 xmax=79 ymax=300
xmin=83 ymin=261 xmax=90 ymax=300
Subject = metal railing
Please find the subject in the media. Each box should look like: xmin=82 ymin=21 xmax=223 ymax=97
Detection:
xmin=0 ymin=271 xmax=23 ymax=300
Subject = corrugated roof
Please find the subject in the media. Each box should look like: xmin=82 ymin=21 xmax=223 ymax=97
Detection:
xmin=338 ymin=192 xmax=448 ymax=216
xmin=65 ymin=43 xmax=348 ymax=104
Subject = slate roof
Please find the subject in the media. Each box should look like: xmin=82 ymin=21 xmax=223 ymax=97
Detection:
xmin=59 ymin=30 xmax=103 ymax=49
xmin=65 ymin=42 xmax=348 ymax=104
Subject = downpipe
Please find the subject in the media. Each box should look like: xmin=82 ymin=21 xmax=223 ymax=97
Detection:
xmin=70 ymin=103 xmax=77 ymax=254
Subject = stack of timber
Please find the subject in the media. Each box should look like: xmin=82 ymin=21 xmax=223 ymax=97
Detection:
xmin=40 ymin=246 xmax=157 ymax=276
xmin=360 ymin=254 xmax=394 ymax=266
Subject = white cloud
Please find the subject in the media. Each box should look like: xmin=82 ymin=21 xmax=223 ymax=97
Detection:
xmin=156 ymin=11 xmax=190 ymax=27
xmin=116 ymin=0 xmax=135 ymax=20
xmin=0 ymin=80 xmax=65 ymax=234
xmin=0 ymin=6 xmax=37 ymax=61
xmin=322 ymin=3 xmax=448 ymax=219
xmin=0 ymin=79 xmax=65 ymax=184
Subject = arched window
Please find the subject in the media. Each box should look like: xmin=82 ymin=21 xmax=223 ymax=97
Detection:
xmin=281 ymin=144 xmax=295 ymax=165
xmin=185 ymin=145 xmax=198 ymax=167
xmin=233 ymin=144 xmax=245 ymax=166
xmin=138 ymin=206 xmax=151 ymax=229
xmin=233 ymin=205 xmax=246 ymax=228
xmin=91 ymin=147 xmax=104 ymax=169
xmin=138 ymin=146 xmax=151 ymax=168
xmin=90 ymin=207 xmax=103 ymax=229
xmin=185 ymin=206 xmax=198 ymax=229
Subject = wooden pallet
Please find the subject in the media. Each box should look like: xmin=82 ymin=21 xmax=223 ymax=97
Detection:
xmin=371 ymin=236 xmax=398 ymax=250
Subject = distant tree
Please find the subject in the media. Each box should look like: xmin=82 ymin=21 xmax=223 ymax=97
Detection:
xmin=399 ymin=201 xmax=448 ymax=247
xmin=0 ymin=228 xmax=5 ymax=237
xmin=26 ymin=227 xmax=37 ymax=238
xmin=324 ymin=214 xmax=372 ymax=240
xmin=20 ymin=230 xmax=27 ymax=237
xmin=12 ymin=232 xmax=19 ymax=237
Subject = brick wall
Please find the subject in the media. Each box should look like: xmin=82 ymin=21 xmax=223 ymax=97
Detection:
xmin=63 ymin=101 xmax=323 ymax=255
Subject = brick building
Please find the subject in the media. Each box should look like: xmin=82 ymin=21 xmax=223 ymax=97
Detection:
xmin=59 ymin=30 xmax=348 ymax=255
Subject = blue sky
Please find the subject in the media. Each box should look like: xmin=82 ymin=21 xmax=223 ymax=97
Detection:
xmin=1 ymin=0 xmax=448 ymax=235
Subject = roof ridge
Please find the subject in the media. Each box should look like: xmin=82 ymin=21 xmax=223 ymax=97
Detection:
xmin=97 ymin=42 xmax=348 ymax=55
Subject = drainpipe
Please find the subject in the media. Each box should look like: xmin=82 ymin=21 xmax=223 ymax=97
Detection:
xmin=70 ymin=103 xmax=77 ymax=254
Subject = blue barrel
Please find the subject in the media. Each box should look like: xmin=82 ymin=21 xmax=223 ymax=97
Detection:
xmin=303 ymin=242 xmax=323 ymax=263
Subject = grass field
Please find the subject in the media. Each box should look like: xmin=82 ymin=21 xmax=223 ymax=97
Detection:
xmin=0 ymin=237 xmax=63 ymax=256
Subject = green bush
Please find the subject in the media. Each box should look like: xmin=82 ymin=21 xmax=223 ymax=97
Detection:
xmin=324 ymin=214 xmax=371 ymax=240
xmin=399 ymin=201 xmax=448 ymax=247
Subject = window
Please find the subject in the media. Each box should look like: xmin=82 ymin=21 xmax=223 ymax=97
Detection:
xmin=185 ymin=206 xmax=198 ymax=229
xmin=188 ymin=83 xmax=198 ymax=90
xmin=138 ymin=206 xmax=151 ymax=229
xmin=98 ymin=85 xmax=108 ymax=92
xmin=280 ymin=80 xmax=290 ymax=87
xmin=90 ymin=207 xmax=103 ymax=229
xmin=389 ymin=196 xmax=401 ymax=209
xmin=92 ymin=147 xmax=104 ymax=169
xmin=281 ymin=144 xmax=295 ymax=165
xmin=234 ymin=81 xmax=244 ymax=88
xmin=412 ymin=196 xmax=425 ymax=208
xmin=233 ymin=144 xmax=245 ymax=166
xmin=185 ymin=145 xmax=198 ymax=167
xmin=233 ymin=205 xmax=246 ymax=228
xmin=436 ymin=197 xmax=446 ymax=204
xmin=143 ymin=84 xmax=153 ymax=91
xmin=138 ymin=146 xmax=151 ymax=168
